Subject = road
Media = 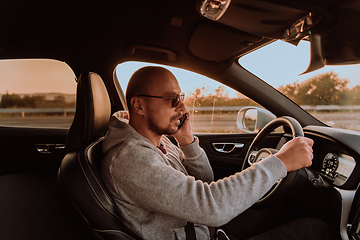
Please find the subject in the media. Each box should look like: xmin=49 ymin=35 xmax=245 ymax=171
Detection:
xmin=314 ymin=112 xmax=360 ymax=131
xmin=0 ymin=116 xmax=74 ymax=128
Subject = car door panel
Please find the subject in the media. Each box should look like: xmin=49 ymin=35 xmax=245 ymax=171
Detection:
xmin=0 ymin=126 xmax=68 ymax=176
xmin=197 ymin=133 xmax=285 ymax=180
xmin=0 ymin=126 xmax=77 ymax=240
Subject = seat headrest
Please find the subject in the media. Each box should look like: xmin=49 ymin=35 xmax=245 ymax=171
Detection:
xmin=65 ymin=72 xmax=111 ymax=153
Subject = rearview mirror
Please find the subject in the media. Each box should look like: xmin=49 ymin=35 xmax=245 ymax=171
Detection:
xmin=237 ymin=107 xmax=276 ymax=133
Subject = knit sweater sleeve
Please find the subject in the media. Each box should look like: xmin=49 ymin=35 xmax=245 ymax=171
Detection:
xmin=180 ymin=136 xmax=214 ymax=183
xmin=104 ymin=139 xmax=287 ymax=227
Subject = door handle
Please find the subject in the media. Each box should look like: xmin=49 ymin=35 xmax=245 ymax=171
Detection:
xmin=34 ymin=143 xmax=65 ymax=154
xmin=212 ymin=143 xmax=244 ymax=153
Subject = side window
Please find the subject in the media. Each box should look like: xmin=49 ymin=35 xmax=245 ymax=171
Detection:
xmin=116 ymin=62 xmax=259 ymax=133
xmin=0 ymin=59 xmax=76 ymax=128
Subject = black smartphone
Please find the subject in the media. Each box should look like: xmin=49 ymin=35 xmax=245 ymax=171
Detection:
xmin=178 ymin=113 xmax=188 ymax=129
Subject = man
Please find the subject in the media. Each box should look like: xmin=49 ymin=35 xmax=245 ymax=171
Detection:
xmin=101 ymin=66 xmax=329 ymax=240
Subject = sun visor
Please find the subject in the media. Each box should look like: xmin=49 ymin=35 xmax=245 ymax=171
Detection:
xmin=188 ymin=22 xmax=263 ymax=62
xmin=197 ymin=0 xmax=308 ymax=39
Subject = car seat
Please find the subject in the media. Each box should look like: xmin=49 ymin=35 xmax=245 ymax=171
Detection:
xmin=55 ymin=72 xmax=139 ymax=240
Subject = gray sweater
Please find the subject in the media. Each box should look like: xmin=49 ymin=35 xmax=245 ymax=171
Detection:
xmin=101 ymin=111 xmax=287 ymax=240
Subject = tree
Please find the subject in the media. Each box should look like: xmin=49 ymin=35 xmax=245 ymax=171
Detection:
xmin=0 ymin=93 xmax=75 ymax=108
xmin=278 ymin=81 xmax=300 ymax=102
xmin=347 ymin=85 xmax=360 ymax=105
xmin=22 ymin=95 xmax=46 ymax=108
xmin=0 ymin=92 xmax=22 ymax=108
xmin=279 ymin=72 xmax=349 ymax=105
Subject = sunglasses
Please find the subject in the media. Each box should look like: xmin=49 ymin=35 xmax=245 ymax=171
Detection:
xmin=137 ymin=93 xmax=185 ymax=108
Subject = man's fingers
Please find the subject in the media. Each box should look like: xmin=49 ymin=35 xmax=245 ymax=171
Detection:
xmin=301 ymin=136 xmax=314 ymax=147
xmin=275 ymin=136 xmax=314 ymax=172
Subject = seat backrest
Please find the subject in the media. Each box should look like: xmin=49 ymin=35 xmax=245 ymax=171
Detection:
xmin=55 ymin=72 xmax=138 ymax=240
xmin=65 ymin=72 xmax=111 ymax=153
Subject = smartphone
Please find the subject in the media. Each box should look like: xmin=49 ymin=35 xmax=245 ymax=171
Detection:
xmin=178 ymin=113 xmax=188 ymax=129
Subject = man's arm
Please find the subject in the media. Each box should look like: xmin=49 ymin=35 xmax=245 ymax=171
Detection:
xmin=180 ymin=136 xmax=214 ymax=183
xmin=103 ymin=140 xmax=287 ymax=227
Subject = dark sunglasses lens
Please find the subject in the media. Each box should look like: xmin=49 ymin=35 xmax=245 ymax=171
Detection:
xmin=171 ymin=93 xmax=184 ymax=107
xmin=172 ymin=94 xmax=180 ymax=107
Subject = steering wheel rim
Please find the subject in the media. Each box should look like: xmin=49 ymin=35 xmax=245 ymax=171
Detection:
xmin=242 ymin=116 xmax=304 ymax=207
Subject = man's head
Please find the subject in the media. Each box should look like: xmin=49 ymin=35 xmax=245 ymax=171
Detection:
xmin=126 ymin=66 xmax=186 ymax=136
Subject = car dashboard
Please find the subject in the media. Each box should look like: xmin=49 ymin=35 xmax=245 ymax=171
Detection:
xmin=321 ymin=152 xmax=356 ymax=187
xmin=304 ymin=125 xmax=360 ymax=190
xmin=301 ymin=125 xmax=360 ymax=239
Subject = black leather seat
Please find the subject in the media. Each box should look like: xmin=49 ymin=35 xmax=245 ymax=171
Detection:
xmin=55 ymin=72 xmax=138 ymax=240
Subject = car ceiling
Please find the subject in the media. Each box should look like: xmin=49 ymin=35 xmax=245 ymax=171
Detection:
xmin=0 ymin=0 xmax=359 ymax=80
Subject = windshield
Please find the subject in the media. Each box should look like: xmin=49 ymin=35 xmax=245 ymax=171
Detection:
xmin=239 ymin=40 xmax=360 ymax=132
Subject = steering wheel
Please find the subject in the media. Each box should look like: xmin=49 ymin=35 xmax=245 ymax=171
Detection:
xmin=242 ymin=116 xmax=305 ymax=207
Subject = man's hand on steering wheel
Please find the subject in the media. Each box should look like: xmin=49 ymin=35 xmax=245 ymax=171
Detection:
xmin=274 ymin=137 xmax=314 ymax=172
xmin=242 ymin=116 xmax=316 ymax=206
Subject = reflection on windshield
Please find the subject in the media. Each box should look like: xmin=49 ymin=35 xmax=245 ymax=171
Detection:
xmin=239 ymin=40 xmax=360 ymax=132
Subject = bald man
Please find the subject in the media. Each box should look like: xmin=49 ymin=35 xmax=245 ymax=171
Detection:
xmin=101 ymin=66 xmax=331 ymax=240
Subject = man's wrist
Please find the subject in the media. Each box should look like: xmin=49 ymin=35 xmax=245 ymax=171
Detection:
xmin=177 ymin=134 xmax=195 ymax=146
xmin=180 ymin=136 xmax=203 ymax=159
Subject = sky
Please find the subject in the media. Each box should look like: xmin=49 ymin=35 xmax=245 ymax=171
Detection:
xmin=1 ymin=40 xmax=360 ymax=96
xmin=116 ymin=41 xmax=360 ymax=98
xmin=0 ymin=59 xmax=76 ymax=95
xmin=115 ymin=62 xmax=233 ymax=97
xmin=239 ymin=40 xmax=360 ymax=88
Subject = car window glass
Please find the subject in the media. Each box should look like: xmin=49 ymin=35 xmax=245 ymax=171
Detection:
xmin=239 ymin=40 xmax=360 ymax=132
xmin=0 ymin=59 xmax=76 ymax=128
xmin=115 ymin=62 xmax=260 ymax=133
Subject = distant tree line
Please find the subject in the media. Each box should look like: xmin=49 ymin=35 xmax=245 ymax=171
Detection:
xmin=0 ymin=92 xmax=75 ymax=108
xmin=184 ymin=86 xmax=258 ymax=107
xmin=278 ymin=72 xmax=360 ymax=105
xmin=184 ymin=72 xmax=360 ymax=107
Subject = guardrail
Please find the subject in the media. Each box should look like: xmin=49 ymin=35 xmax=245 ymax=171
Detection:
xmin=1 ymin=105 xmax=360 ymax=117
xmin=189 ymin=105 xmax=360 ymax=112
xmin=301 ymin=105 xmax=360 ymax=111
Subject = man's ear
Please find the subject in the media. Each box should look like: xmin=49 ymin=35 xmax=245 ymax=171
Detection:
xmin=131 ymin=97 xmax=145 ymax=116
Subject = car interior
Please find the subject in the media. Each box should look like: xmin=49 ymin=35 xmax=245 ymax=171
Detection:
xmin=1 ymin=0 xmax=360 ymax=239
xmin=55 ymin=72 xmax=138 ymax=239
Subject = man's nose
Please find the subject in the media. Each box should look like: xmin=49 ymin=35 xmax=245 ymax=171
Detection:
xmin=176 ymin=98 xmax=186 ymax=111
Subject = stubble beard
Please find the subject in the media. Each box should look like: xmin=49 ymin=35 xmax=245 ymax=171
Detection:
xmin=146 ymin=109 xmax=180 ymax=136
